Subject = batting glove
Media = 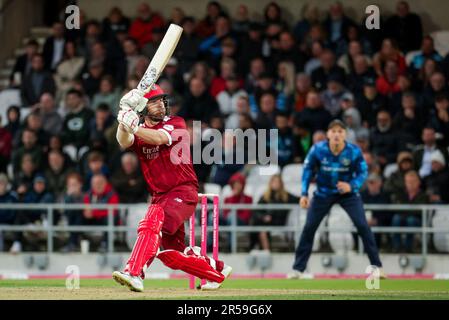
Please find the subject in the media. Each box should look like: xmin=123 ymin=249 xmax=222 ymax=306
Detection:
xmin=117 ymin=109 xmax=140 ymax=134
xmin=119 ymin=89 xmax=148 ymax=112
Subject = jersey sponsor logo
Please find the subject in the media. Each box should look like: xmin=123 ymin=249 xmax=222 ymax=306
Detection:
xmin=322 ymin=166 xmax=350 ymax=172
xmin=340 ymin=158 xmax=351 ymax=166
xmin=142 ymin=146 xmax=160 ymax=159
xmin=163 ymin=124 xmax=174 ymax=131
xmin=174 ymin=197 xmax=183 ymax=203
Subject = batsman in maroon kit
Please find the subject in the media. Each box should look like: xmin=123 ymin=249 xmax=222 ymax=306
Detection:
xmin=112 ymin=86 xmax=232 ymax=292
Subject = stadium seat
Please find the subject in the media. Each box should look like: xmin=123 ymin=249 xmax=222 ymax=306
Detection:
xmin=220 ymin=184 xmax=233 ymax=201
xmin=203 ymin=183 xmax=221 ymax=196
xmin=430 ymin=30 xmax=449 ymax=56
xmin=328 ymin=204 xmax=355 ymax=253
xmin=432 ymin=209 xmax=449 ymax=253
xmin=247 ymin=164 xmax=280 ymax=182
xmin=284 ymin=181 xmax=301 ymax=197
xmin=383 ymin=163 xmax=398 ymax=179
xmin=281 ymin=164 xmax=303 ymax=184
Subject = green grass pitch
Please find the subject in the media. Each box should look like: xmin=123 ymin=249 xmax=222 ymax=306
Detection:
xmin=1 ymin=278 xmax=449 ymax=300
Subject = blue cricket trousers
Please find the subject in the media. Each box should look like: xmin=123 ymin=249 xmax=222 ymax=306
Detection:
xmin=292 ymin=193 xmax=382 ymax=272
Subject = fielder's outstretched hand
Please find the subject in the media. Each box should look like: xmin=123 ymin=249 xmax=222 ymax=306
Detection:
xmin=117 ymin=109 xmax=140 ymax=134
xmin=120 ymin=89 xmax=148 ymax=111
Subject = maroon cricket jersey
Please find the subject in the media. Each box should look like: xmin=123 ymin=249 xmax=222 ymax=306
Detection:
xmin=130 ymin=116 xmax=199 ymax=195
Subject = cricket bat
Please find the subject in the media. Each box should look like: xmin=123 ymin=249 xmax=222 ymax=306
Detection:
xmin=135 ymin=23 xmax=183 ymax=112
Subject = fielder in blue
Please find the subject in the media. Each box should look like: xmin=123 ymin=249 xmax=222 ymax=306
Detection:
xmin=289 ymin=120 xmax=385 ymax=278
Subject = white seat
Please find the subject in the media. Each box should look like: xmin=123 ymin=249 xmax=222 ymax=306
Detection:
xmin=220 ymin=184 xmax=233 ymax=201
xmin=430 ymin=30 xmax=449 ymax=57
xmin=284 ymin=181 xmax=302 ymax=197
xmin=203 ymin=183 xmax=221 ymax=196
xmin=383 ymin=163 xmax=398 ymax=179
xmin=281 ymin=164 xmax=303 ymax=184
xmin=252 ymin=184 xmax=268 ymax=204
xmin=328 ymin=204 xmax=355 ymax=252
xmin=432 ymin=209 xmax=449 ymax=253
xmin=248 ymin=164 xmax=280 ymax=179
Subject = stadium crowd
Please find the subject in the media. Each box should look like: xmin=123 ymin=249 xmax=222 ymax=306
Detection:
xmin=1 ymin=1 xmax=449 ymax=253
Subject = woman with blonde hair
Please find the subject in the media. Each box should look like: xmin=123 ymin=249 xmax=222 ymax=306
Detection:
xmin=250 ymin=174 xmax=299 ymax=251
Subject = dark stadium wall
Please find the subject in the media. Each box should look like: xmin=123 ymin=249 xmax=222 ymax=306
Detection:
xmin=77 ymin=0 xmax=444 ymax=34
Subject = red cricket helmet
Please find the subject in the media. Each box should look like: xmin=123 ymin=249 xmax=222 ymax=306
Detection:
xmin=144 ymin=84 xmax=167 ymax=101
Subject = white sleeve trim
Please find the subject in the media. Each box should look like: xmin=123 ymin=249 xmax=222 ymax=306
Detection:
xmin=158 ymin=128 xmax=172 ymax=146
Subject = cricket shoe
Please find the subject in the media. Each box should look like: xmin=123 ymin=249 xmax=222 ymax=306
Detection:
xmin=286 ymin=270 xmax=314 ymax=279
xmin=112 ymin=271 xmax=144 ymax=292
xmin=200 ymin=264 xmax=233 ymax=290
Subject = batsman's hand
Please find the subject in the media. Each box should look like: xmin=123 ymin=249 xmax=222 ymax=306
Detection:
xmin=117 ymin=109 xmax=140 ymax=134
xmin=120 ymin=89 xmax=148 ymax=112
xmin=300 ymin=196 xmax=309 ymax=209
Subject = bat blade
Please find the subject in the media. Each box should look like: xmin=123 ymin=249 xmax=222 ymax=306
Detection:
xmin=136 ymin=23 xmax=183 ymax=108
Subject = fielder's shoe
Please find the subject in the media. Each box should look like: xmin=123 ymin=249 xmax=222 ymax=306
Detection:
xmin=379 ymin=268 xmax=388 ymax=280
xmin=287 ymin=270 xmax=306 ymax=279
xmin=200 ymin=264 xmax=233 ymax=290
xmin=112 ymin=271 xmax=144 ymax=292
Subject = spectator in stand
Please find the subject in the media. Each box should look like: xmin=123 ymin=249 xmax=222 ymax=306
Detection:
xmin=141 ymin=27 xmax=166 ymax=59
xmin=11 ymin=129 xmax=43 ymax=175
xmin=369 ymin=110 xmax=399 ymax=166
xmin=216 ymin=75 xmax=247 ymax=119
xmin=376 ymin=60 xmax=402 ymax=97
xmin=33 ymin=93 xmax=62 ymax=136
xmin=79 ymin=21 xmax=102 ymax=62
xmin=320 ymin=73 xmax=349 ymax=117
xmin=424 ymin=150 xmax=449 ymax=203
xmin=128 ymin=3 xmax=165 ymax=48
xmin=413 ymin=58 xmax=439 ymax=91
xmin=0 ymin=173 xmax=17 ymax=227
xmin=167 ymin=7 xmax=185 ymax=26
xmin=199 ymin=15 xmax=232 ymax=63
xmin=421 ymin=72 xmax=449 ymax=109
xmin=384 ymin=151 xmax=414 ymax=199
xmin=275 ymin=112 xmax=295 ymax=167
xmin=311 ymin=49 xmax=346 ymax=91
xmin=10 ymin=174 xmax=54 ymax=253
xmin=292 ymin=119 xmax=312 ymax=163
xmin=335 ymin=25 xmax=373 ymax=58
xmin=255 ymin=92 xmax=277 ymax=130
xmin=179 ymin=77 xmax=220 ymax=123
xmin=91 ymin=75 xmax=121 ymax=114
xmin=245 ymin=57 xmax=266 ymax=94
xmin=82 ymin=151 xmax=110 ymax=192
xmin=54 ymin=41 xmax=85 ymax=100
xmin=160 ymin=57 xmax=185 ymax=95
xmin=384 ymin=1 xmax=423 ymax=53
xmin=346 ymin=54 xmax=376 ymax=97
xmin=356 ymin=77 xmax=386 ymax=127
xmin=82 ymin=173 xmax=119 ymax=252
xmin=248 ymin=72 xmax=277 ymax=114
xmin=304 ymin=41 xmax=324 ymax=76
xmin=81 ymin=60 xmax=104 ymax=99
xmin=221 ymin=172 xmax=252 ymax=250
xmin=361 ymin=173 xmax=391 ymax=247
xmin=342 ymin=99 xmax=369 ymax=143
xmin=292 ymin=73 xmax=312 ymax=113
xmin=392 ymin=92 xmax=425 ymax=149
xmin=4 ymin=106 xmax=21 ymax=139
xmin=101 ymin=7 xmax=130 ymax=42
xmin=410 ymin=35 xmax=443 ymax=71
xmin=195 ymin=1 xmax=224 ymax=38
xmin=275 ymin=61 xmax=295 ymax=112
xmin=12 ymin=154 xmax=38 ymax=193
xmin=294 ymin=91 xmax=332 ymax=134
xmin=225 ymin=94 xmax=253 ymax=129
xmin=187 ymin=61 xmax=214 ymax=88
xmin=263 ymin=2 xmax=288 ymax=29
xmin=89 ymin=103 xmax=115 ymax=141
xmin=111 ymin=152 xmax=147 ymax=204
xmin=115 ymin=37 xmax=141 ymax=87
xmin=42 ymin=21 xmax=66 ymax=71
xmin=429 ymin=94 xmax=449 ymax=145
xmin=338 ymin=40 xmax=372 ymax=75
xmin=252 ymin=174 xmax=298 ymax=251
xmin=412 ymin=127 xmax=449 ymax=179
xmin=61 ymin=89 xmax=95 ymax=150
xmin=177 ymin=17 xmax=202 ymax=75
xmin=293 ymin=3 xmax=320 ymax=43
xmin=322 ymin=1 xmax=356 ymax=52
xmin=373 ymin=38 xmax=406 ymax=77
xmin=272 ymin=31 xmax=307 ymax=72
xmin=391 ymin=170 xmax=428 ymax=253
xmin=232 ymin=4 xmax=251 ymax=35
xmin=45 ymin=150 xmax=72 ymax=201
xmin=0 ymin=115 xmax=12 ymax=173
xmin=9 ymin=39 xmax=39 ymax=86
xmin=21 ymin=54 xmax=56 ymax=106
xmin=62 ymin=173 xmax=85 ymax=252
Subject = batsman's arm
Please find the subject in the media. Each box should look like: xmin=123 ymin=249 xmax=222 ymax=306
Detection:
xmin=135 ymin=127 xmax=170 ymax=146
xmin=116 ymin=123 xmax=135 ymax=149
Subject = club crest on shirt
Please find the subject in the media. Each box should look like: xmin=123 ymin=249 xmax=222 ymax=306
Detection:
xmin=340 ymin=157 xmax=351 ymax=166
